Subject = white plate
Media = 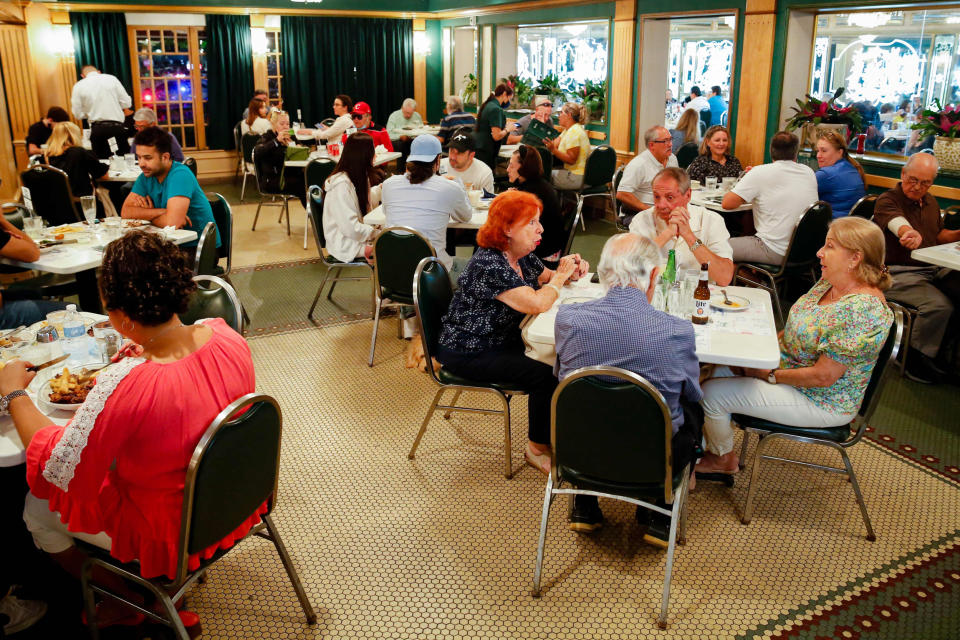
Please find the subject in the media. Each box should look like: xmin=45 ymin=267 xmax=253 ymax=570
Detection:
xmin=476 ymin=199 xmax=492 ymax=209
xmin=562 ymin=296 xmax=597 ymax=305
xmin=710 ymin=293 xmax=751 ymax=311
xmin=36 ymin=364 xmax=105 ymax=413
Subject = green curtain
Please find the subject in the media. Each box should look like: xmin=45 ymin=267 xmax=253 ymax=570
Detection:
xmin=70 ymin=13 xmax=132 ymax=94
xmin=205 ymin=15 xmax=254 ymax=150
xmin=281 ymin=17 xmax=413 ymax=129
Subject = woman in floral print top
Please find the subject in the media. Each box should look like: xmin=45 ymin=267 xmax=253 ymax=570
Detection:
xmin=686 ymin=125 xmax=744 ymax=185
xmin=697 ymin=217 xmax=894 ymax=473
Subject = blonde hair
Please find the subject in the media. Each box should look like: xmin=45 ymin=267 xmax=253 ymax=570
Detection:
xmin=45 ymin=121 xmax=82 ymax=159
xmin=269 ymin=109 xmax=289 ymax=129
xmin=675 ymin=109 xmax=699 ymax=145
xmin=830 ymin=216 xmax=892 ymax=290
xmin=699 ymin=125 xmax=731 ymax=156
xmin=817 ymin=130 xmax=867 ymax=186
xmin=561 ymin=102 xmax=590 ymax=125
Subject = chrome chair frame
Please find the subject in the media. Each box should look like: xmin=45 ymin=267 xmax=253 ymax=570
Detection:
xmin=191 ymin=221 xmax=218 ymax=277
xmin=239 ymin=132 xmax=260 ymax=203
xmin=531 ymin=366 xmax=690 ymax=628
xmin=191 ymin=274 xmax=246 ymax=334
xmin=407 ymin=257 xmax=527 ymax=479
xmin=250 ymin=147 xmax=297 ymax=236
xmin=849 ymin=194 xmax=878 ymax=219
xmin=736 ymin=306 xmax=904 ymax=541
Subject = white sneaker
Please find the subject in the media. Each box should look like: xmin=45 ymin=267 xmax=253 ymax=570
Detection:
xmin=0 ymin=592 xmax=48 ymax=635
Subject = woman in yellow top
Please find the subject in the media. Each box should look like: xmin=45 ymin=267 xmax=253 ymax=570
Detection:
xmin=544 ymin=102 xmax=591 ymax=191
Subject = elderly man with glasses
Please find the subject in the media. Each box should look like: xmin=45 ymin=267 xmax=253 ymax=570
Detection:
xmin=617 ymin=125 xmax=679 ymax=226
xmin=130 ymin=108 xmax=185 ymax=162
xmin=873 ymin=152 xmax=960 ymax=383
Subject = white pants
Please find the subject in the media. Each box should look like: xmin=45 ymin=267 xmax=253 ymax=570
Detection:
xmin=23 ymin=492 xmax=112 ymax=554
xmin=700 ymin=367 xmax=854 ymax=455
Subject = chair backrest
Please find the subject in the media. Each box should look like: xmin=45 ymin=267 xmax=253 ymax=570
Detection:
xmin=184 ymin=156 xmax=198 ymax=176
xmin=849 ymin=194 xmax=878 ymax=219
xmin=721 ymin=111 xmax=728 ymax=126
xmin=20 ymin=164 xmax=82 ymax=225
xmin=307 ymin=185 xmax=327 ymax=252
xmin=321 ymin=117 xmax=336 ymax=128
xmin=676 ymin=142 xmax=699 ymax=169
xmin=2 ymin=202 xmax=28 ymax=229
xmin=582 ymin=145 xmax=616 ymax=188
xmin=858 ymin=304 xmax=904 ymax=423
xmin=699 ymin=108 xmax=711 ymax=130
xmin=206 ymin=192 xmax=233 ymax=272
xmin=176 ymin=393 xmax=281 ymax=584
xmin=413 ymin=257 xmax=452 ymax=384
xmin=241 ymin=132 xmax=260 ymax=164
xmin=783 ymin=200 xmax=832 ymax=269
xmin=193 ymin=221 xmax=219 ymax=277
xmin=552 ymin=366 xmax=678 ymax=503
xmin=536 ymin=145 xmax=553 ymax=176
xmin=305 ymin=158 xmax=337 ymax=192
xmin=372 ymin=226 xmax=436 ymax=299
xmin=561 ymin=201 xmax=582 ymax=256
xmin=182 ymin=275 xmax=245 ymax=333
xmin=233 ymin=121 xmax=243 ymax=152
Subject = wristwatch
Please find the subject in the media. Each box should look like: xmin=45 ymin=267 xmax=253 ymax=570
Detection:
xmin=766 ymin=369 xmax=778 ymax=385
xmin=690 ymin=238 xmax=704 ymax=251
xmin=0 ymin=389 xmax=28 ymax=412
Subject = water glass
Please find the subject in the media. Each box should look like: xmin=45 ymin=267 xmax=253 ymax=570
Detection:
xmin=80 ymin=195 xmax=97 ymax=225
xmin=705 ymin=176 xmax=718 ymax=192
xmin=23 ymin=216 xmax=44 ymax=240
xmin=666 ymin=283 xmax=684 ymax=319
xmin=124 ymin=153 xmax=137 ymax=171
xmin=682 ymin=269 xmax=700 ymax=316
xmin=103 ymin=216 xmax=122 ymax=241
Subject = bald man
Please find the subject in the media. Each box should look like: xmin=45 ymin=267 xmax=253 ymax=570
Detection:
xmin=873 ymin=152 xmax=960 ymax=383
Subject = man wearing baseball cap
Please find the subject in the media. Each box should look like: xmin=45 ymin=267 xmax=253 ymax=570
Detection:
xmin=507 ymin=96 xmax=554 ymax=144
xmin=439 ymin=132 xmax=494 ymax=194
xmin=381 ymin=135 xmax=472 ymax=270
xmin=350 ymin=101 xmax=393 ymax=151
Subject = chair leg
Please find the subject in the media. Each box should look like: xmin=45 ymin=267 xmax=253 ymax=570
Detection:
xmin=240 ymin=173 xmax=248 ymax=203
xmin=326 ymin=267 xmax=341 ymax=301
xmin=308 ymin=282 xmax=326 ymax=320
xmin=303 ymin=210 xmax=310 ymax=250
xmin=443 ymin=390 xmax=462 ymax=419
xmin=741 ymin=434 xmax=768 ymax=524
xmin=80 ymin=561 xmax=101 ymax=640
xmin=263 ymin=514 xmax=318 ymax=624
xmin=368 ymin=298 xmax=383 ymax=367
xmin=738 ymin=429 xmax=750 ymax=470
xmin=575 ymin=194 xmax=585 ymax=232
xmin=658 ymin=472 xmax=688 ymax=629
xmin=284 ymin=200 xmax=291 ymax=236
xmin=531 ymin=473 xmax=555 ymax=597
xmin=252 ymin=199 xmax=263 ymax=231
xmin=768 ymin=275 xmax=784 ymax=327
xmin=501 ymin=393 xmax=513 ymax=479
xmin=409 ymin=386 xmax=445 ymax=459
xmin=839 ymin=448 xmax=877 ymax=541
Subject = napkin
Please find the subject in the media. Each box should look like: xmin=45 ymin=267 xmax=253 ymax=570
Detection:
xmin=375 ymin=144 xmax=388 ymax=155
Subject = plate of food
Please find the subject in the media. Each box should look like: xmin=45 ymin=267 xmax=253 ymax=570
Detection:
xmin=38 ymin=366 xmax=104 ymax=412
xmin=710 ymin=292 xmax=751 ymax=311
xmin=122 ymin=219 xmax=150 ymax=228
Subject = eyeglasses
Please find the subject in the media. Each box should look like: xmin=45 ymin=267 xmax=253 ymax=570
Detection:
xmin=652 ymin=138 xmax=672 ymax=145
xmin=352 ymin=114 xmax=363 ymax=119
xmin=904 ymin=175 xmax=933 ymax=188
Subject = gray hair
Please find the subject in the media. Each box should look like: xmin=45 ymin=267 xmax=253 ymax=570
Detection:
xmin=644 ymin=125 xmax=667 ymax=148
xmin=133 ymin=108 xmax=157 ymax=124
xmin=652 ymin=167 xmax=691 ymax=194
xmin=446 ymin=95 xmax=463 ymax=112
xmin=597 ymin=233 xmax=661 ymax=292
xmin=402 ymin=98 xmax=417 ymax=110
xmin=903 ymin=151 xmax=939 ymax=175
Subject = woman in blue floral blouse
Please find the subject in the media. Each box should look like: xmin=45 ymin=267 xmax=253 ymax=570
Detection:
xmin=437 ymin=190 xmax=588 ymax=474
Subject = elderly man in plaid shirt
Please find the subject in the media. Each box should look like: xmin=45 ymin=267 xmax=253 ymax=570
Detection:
xmin=554 ymin=233 xmax=702 ymax=548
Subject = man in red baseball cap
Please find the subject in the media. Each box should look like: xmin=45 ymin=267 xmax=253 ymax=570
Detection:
xmin=348 ymin=101 xmax=393 ymax=151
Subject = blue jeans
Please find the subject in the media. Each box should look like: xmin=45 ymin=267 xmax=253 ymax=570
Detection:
xmin=0 ymin=299 xmax=68 ymax=329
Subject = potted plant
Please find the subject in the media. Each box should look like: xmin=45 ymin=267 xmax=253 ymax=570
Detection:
xmin=578 ymin=79 xmax=607 ymax=122
xmin=500 ymin=74 xmax=535 ymax=109
xmin=911 ymin=99 xmax=960 ymax=170
xmin=535 ymin=73 xmax=563 ymax=106
xmin=785 ymin=87 xmax=863 ymax=148
xmin=461 ymin=73 xmax=478 ymax=107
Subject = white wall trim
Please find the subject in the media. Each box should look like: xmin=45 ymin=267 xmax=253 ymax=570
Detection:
xmin=124 ymin=13 xmax=206 ymax=27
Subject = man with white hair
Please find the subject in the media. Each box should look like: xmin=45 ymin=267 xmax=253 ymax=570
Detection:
xmin=617 ymin=125 xmax=679 ymax=226
xmin=130 ymin=108 xmax=185 ymax=162
xmin=386 ymin=98 xmax=424 ymax=137
xmin=554 ymin=233 xmax=702 ymax=547
xmin=436 ymin=95 xmax=476 ymax=146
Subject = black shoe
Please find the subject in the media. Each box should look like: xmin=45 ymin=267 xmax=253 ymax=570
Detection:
xmin=905 ymin=350 xmax=943 ymax=384
xmin=569 ymin=495 xmax=602 ymax=533
xmin=642 ymin=514 xmax=671 ymax=550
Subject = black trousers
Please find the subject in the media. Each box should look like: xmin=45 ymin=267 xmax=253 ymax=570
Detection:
xmin=90 ymin=121 xmax=130 ymax=159
xmin=438 ymin=344 xmax=557 ymax=445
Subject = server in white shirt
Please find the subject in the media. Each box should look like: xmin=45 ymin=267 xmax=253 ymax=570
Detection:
xmin=381 ymin=135 xmax=472 ymax=269
xmin=722 ymin=131 xmax=819 ymax=264
xmin=617 ymin=125 xmax=679 ymax=225
xmin=629 ymin=167 xmax=734 ymax=285
xmin=71 ymin=65 xmax=133 ymax=158
xmin=438 ymin=132 xmax=494 ymax=194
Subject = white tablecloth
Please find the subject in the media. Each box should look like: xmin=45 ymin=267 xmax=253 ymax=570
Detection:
xmin=285 ymin=150 xmax=401 ymax=169
xmin=364 ymin=203 xmax=489 ymax=230
xmin=911 ymin=242 xmax=960 ymax=270
xmin=389 ymin=126 xmax=440 ymax=141
xmin=690 ymin=190 xmax=753 ymax=213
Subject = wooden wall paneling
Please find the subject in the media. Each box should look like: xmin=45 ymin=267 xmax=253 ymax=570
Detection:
xmin=413 ymin=18 xmax=428 ymax=121
xmin=0 ymin=25 xmax=41 ymax=174
xmin=609 ymin=0 xmax=635 ymax=154
xmin=732 ymin=11 xmax=775 ymax=168
xmin=0 ymin=63 xmax=19 ymax=201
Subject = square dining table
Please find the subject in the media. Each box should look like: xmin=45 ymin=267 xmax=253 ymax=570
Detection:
xmin=911 ymin=241 xmax=960 ymax=270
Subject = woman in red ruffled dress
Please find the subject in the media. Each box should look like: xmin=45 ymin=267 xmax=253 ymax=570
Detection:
xmin=0 ymin=231 xmax=258 ymax=629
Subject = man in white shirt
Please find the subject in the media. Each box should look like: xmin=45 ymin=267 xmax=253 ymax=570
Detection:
xmin=683 ymin=86 xmax=711 ymax=115
xmin=381 ymin=135 xmax=472 ymax=270
xmin=439 ymin=132 xmax=494 ymax=194
xmin=722 ymin=131 xmax=819 ymax=264
xmin=617 ymin=125 xmax=679 ymax=225
xmin=71 ymin=65 xmax=133 ymax=159
xmin=629 ymin=167 xmax=734 ymax=285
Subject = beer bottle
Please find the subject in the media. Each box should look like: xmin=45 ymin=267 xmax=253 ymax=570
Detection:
xmin=663 ymin=249 xmax=677 ymax=284
xmin=692 ymin=262 xmax=711 ymax=325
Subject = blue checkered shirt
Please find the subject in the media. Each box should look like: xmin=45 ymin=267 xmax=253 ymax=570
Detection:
xmin=555 ymin=286 xmax=702 ymax=433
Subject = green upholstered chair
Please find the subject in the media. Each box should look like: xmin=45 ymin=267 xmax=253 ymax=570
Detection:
xmin=532 ymin=366 xmax=692 ymax=629
xmin=205 ymin=192 xmax=232 ymax=277
xmin=181 ymin=275 xmax=245 ymax=334
xmin=734 ymin=305 xmax=904 ymax=541
xmin=302 ymin=157 xmax=337 ymax=249
xmin=305 ymin=185 xmax=374 ymax=319
xmin=191 ymin=222 xmax=219 ymax=277
xmin=250 ymin=146 xmax=297 ymax=236
xmin=183 ymin=156 xmax=198 ymax=176
xmin=368 ymin=226 xmax=435 ymax=367
xmin=239 ymin=132 xmax=260 ymax=202
xmin=20 ymin=163 xmax=84 ymax=226
xmin=574 ymin=145 xmax=616 ymax=231
xmin=734 ymin=200 xmax=832 ymax=326
xmin=407 ymin=257 xmax=528 ymax=479
xmin=79 ymin=393 xmax=316 ymax=639
xmin=675 ymin=142 xmax=699 ymax=169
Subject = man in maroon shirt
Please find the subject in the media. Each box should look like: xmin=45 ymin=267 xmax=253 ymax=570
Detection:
xmin=873 ymin=153 xmax=960 ymax=383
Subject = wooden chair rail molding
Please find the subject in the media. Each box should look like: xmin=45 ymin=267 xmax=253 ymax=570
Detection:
xmin=865 ymin=173 xmax=960 ymax=201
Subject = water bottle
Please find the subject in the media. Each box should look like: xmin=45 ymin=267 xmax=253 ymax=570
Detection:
xmin=61 ymin=304 xmax=87 ymax=362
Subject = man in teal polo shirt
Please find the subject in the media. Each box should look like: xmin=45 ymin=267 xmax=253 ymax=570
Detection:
xmin=121 ymin=126 xmax=220 ymax=249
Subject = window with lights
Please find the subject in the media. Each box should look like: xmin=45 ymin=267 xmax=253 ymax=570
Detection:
xmin=265 ymin=29 xmax=283 ymax=109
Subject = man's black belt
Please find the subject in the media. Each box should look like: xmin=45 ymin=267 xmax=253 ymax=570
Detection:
xmin=91 ymin=120 xmax=124 ymax=126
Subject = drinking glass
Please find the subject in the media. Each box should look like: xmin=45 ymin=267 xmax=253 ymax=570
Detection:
xmin=124 ymin=154 xmax=137 ymax=171
xmin=23 ymin=216 xmax=43 ymax=240
xmin=682 ymin=269 xmax=700 ymax=316
xmin=80 ymin=195 xmax=96 ymax=225
xmin=705 ymin=176 xmax=718 ymax=192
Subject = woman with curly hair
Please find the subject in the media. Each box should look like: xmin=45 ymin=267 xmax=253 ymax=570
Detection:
xmin=1 ymin=231 xmax=255 ymax=629
xmin=436 ymin=190 xmax=588 ymax=474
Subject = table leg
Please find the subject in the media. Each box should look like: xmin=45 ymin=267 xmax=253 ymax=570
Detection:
xmin=75 ymin=268 xmax=102 ymax=313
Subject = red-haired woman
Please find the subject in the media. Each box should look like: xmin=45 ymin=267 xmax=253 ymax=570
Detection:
xmin=436 ymin=190 xmax=588 ymax=474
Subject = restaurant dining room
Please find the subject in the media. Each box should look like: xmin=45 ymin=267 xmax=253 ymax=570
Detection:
xmin=1 ymin=0 xmax=960 ymax=637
